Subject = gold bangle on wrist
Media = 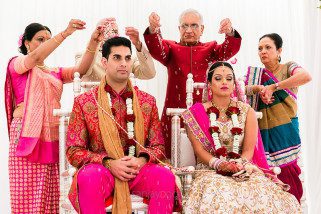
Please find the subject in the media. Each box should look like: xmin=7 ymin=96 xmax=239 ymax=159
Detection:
xmin=60 ymin=32 xmax=66 ymax=39
xmin=86 ymin=47 xmax=96 ymax=53
xmin=53 ymin=36 xmax=61 ymax=45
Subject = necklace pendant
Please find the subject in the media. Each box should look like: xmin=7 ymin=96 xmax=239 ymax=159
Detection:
xmin=220 ymin=115 xmax=227 ymax=121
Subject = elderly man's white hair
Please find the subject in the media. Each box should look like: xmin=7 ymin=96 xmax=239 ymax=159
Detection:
xmin=179 ymin=9 xmax=204 ymax=25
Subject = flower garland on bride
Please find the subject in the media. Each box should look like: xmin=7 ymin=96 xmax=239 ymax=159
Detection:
xmin=207 ymin=104 xmax=243 ymax=159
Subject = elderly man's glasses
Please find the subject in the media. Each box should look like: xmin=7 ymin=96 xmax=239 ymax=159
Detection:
xmin=179 ymin=23 xmax=200 ymax=30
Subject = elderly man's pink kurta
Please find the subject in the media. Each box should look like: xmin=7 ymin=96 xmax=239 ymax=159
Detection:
xmin=144 ymin=28 xmax=242 ymax=157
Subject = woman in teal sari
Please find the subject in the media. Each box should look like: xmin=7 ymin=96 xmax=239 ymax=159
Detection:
xmin=245 ymin=33 xmax=311 ymax=201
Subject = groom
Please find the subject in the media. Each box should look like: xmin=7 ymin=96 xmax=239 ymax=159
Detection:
xmin=66 ymin=36 xmax=181 ymax=214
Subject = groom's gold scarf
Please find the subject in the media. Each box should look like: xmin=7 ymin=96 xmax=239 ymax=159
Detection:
xmin=98 ymin=77 xmax=144 ymax=214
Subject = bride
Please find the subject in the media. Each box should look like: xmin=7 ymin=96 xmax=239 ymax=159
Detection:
xmin=182 ymin=61 xmax=301 ymax=213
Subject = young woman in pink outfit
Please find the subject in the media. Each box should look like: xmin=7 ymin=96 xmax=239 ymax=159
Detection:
xmin=5 ymin=20 xmax=105 ymax=213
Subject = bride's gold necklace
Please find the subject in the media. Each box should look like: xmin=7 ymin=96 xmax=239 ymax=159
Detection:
xmin=211 ymin=99 xmax=232 ymax=121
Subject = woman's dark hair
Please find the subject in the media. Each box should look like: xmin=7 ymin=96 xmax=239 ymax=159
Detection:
xmin=207 ymin=61 xmax=235 ymax=83
xmin=19 ymin=23 xmax=51 ymax=55
xmin=259 ymin=33 xmax=283 ymax=62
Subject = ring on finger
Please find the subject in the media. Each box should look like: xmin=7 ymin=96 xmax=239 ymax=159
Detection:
xmin=72 ymin=23 xmax=77 ymax=28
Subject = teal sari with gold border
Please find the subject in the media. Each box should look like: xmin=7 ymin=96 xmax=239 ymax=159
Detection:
xmin=245 ymin=65 xmax=300 ymax=167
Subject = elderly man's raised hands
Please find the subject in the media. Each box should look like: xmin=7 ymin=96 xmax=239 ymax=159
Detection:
xmin=148 ymin=12 xmax=161 ymax=34
xmin=218 ymin=18 xmax=234 ymax=36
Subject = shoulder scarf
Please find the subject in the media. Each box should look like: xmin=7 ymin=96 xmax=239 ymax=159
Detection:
xmin=6 ymin=57 xmax=62 ymax=163
xmin=98 ymin=77 xmax=144 ymax=214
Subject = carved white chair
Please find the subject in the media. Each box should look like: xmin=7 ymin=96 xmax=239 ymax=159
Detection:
xmin=54 ymin=72 xmax=147 ymax=214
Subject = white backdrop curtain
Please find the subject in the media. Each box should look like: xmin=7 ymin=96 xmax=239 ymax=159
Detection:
xmin=0 ymin=0 xmax=320 ymax=213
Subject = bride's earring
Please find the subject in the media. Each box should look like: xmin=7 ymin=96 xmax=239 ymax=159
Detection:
xmin=207 ymin=84 xmax=213 ymax=96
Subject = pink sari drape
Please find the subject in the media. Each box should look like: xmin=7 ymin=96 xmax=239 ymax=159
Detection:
xmin=5 ymin=57 xmax=63 ymax=164
xmin=252 ymin=131 xmax=270 ymax=169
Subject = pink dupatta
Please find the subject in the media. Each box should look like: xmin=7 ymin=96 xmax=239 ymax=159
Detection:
xmin=5 ymin=57 xmax=63 ymax=164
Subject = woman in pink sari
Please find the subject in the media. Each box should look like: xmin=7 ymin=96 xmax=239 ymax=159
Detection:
xmin=182 ymin=61 xmax=301 ymax=213
xmin=5 ymin=20 xmax=105 ymax=213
